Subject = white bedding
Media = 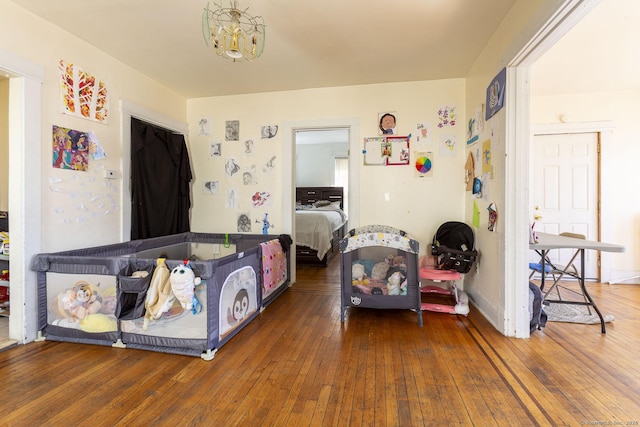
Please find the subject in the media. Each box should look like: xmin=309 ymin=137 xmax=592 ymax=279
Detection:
xmin=295 ymin=206 xmax=347 ymax=260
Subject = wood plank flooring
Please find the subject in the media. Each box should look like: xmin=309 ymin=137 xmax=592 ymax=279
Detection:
xmin=0 ymin=257 xmax=639 ymax=426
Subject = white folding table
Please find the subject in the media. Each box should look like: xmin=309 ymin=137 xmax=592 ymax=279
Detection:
xmin=530 ymin=232 xmax=625 ymax=333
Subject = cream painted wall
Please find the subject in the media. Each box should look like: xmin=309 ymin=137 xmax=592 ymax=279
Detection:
xmin=464 ymin=0 xmax=568 ymax=336
xmin=0 ymin=79 xmax=7 ymax=211
xmin=531 ymin=90 xmax=640 ymax=279
xmin=0 ymin=0 xmax=187 ymax=252
xmin=187 ymin=80 xmax=467 ymax=249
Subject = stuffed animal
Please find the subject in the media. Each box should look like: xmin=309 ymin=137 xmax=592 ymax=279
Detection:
xmin=143 ymin=258 xmax=175 ymax=329
xmin=80 ymin=313 xmax=117 ymax=333
xmin=386 ymin=271 xmax=403 ymax=295
xmin=391 ymin=255 xmax=406 ymax=270
xmin=50 ymin=281 xmax=102 ymax=321
xmin=352 ymin=263 xmax=366 ymax=281
xmin=170 ymin=260 xmax=202 ymax=312
xmin=71 ymin=281 xmax=102 ymax=320
xmin=371 ymin=262 xmax=390 ymax=280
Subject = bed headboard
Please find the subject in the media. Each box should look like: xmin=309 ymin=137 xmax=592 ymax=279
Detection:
xmin=296 ymin=187 xmax=344 ymax=209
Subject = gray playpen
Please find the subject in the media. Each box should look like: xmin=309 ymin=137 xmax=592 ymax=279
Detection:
xmin=339 ymin=225 xmax=422 ymax=325
xmin=31 ymin=232 xmax=291 ymax=360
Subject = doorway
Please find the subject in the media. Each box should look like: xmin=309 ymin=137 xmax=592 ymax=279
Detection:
xmin=282 ymin=118 xmax=360 ymax=283
xmin=531 ymin=129 xmax=600 ymax=279
xmin=0 ymin=49 xmax=44 ymax=345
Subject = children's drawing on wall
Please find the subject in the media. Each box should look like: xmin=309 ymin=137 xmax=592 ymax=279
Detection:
xmin=87 ymin=132 xmax=106 ymax=160
xmin=413 ymin=151 xmax=433 ymax=178
xmin=225 ymin=120 xmax=240 ymax=141
xmin=251 ymin=191 xmax=272 ymax=207
xmin=225 ymin=189 xmax=238 ymax=209
xmin=439 ymin=135 xmax=457 ymax=157
xmin=262 ymin=156 xmax=276 ymax=174
xmin=198 ymin=117 xmax=212 ymax=136
xmin=472 ymin=200 xmax=481 ymax=229
xmin=243 ymin=171 xmax=257 ymax=185
xmin=203 ymin=180 xmax=220 ymax=194
xmin=378 ymin=112 xmax=397 ymax=135
xmin=480 ymin=174 xmax=490 ymax=200
xmin=437 ymin=105 xmax=457 ymax=128
xmin=465 ymin=152 xmax=475 ymax=191
xmin=261 ymin=125 xmax=278 ymax=139
xmin=466 ymin=117 xmax=479 ymax=145
xmin=487 ymin=203 xmax=498 ymax=232
xmin=415 ymin=122 xmax=431 ymax=144
xmin=482 ymin=139 xmax=493 ymax=175
xmin=237 ymin=213 xmax=252 ymax=232
xmin=209 ymin=141 xmax=222 ymax=158
xmin=59 ymin=59 xmax=110 ymax=123
xmin=256 ymin=213 xmax=274 ymax=234
xmin=243 ymin=139 xmax=254 ymax=156
xmin=475 ymin=105 xmax=485 ymax=134
xmin=225 ymin=158 xmax=240 ymax=177
xmin=52 ymin=125 xmax=89 ymax=171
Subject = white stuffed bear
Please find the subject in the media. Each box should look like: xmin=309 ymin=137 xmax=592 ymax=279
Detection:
xmin=170 ymin=260 xmax=202 ymax=311
xmin=371 ymin=262 xmax=390 ymax=280
xmin=352 ymin=263 xmax=366 ymax=281
xmin=386 ymin=271 xmax=404 ymax=295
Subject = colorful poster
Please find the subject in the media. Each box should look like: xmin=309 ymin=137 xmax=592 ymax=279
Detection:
xmin=485 ymin=68 xmax=506 ymax=120
xmin=414 ymin=151 xmax=433 ymax=178
xmin=59 ymin=60 xmax=109 ymax=123
xmin=52 ymin=125 xmax=89 ymax=171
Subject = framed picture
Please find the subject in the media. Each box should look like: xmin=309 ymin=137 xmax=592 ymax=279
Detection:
xmin=363 ymin=136 xmax=387 ymax=165
xmin=385 ymin=136 xmax=410 ymax=165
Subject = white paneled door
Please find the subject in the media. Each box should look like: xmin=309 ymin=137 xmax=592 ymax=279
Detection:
xmin=532 ymin=132 xmax=599 ymax=280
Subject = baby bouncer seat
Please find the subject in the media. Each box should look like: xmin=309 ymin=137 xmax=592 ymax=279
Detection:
xmin=420 ymin=221 xmax=478 ymax=316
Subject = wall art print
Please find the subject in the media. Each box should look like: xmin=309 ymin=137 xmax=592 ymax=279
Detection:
xmin=485 ymin=68 xmax=506 ymax=121
xmin=52 ymin=125 xmax=89 ymax=171
xmin=59 ymin=60 xmax=109 ymax=123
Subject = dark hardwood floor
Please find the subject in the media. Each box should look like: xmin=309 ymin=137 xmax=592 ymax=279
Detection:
xmin=0 ymin=256 xmax=639 ymax=426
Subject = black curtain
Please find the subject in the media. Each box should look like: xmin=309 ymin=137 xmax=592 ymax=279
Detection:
xmin=130 ymin=117 xmax=192 ymax=240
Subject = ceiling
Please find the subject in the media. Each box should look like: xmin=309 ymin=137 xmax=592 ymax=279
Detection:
xmin=9 ymin=0 xmax=517 ymax=98
xmin=7 ymin=1 xmax=639 ymax=100
xmin=531 ymin=0 xmax=640 ymax=97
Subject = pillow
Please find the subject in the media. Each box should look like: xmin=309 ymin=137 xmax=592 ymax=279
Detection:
xmin=313 ymin=200 xmax=331 ymax=207
xmin=330 ymin=201 xmax=342 ymax=209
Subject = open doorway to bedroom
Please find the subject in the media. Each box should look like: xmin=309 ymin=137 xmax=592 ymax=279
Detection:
xmin=294 ymin=128 xmax=350 ymax=269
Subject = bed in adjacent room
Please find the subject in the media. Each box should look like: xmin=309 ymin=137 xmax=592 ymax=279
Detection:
xmin=295 ymin=187 xmax=348 ymax=266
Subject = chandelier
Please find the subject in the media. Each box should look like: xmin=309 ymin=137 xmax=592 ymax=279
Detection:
xmin=202 ymin=1 xmax=266 ymax=62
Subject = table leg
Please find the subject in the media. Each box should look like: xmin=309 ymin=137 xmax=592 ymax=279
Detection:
xmin=577 ymin=248 xmax=606 ymax=333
